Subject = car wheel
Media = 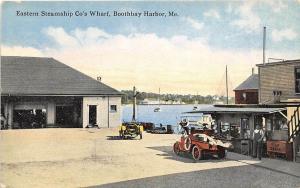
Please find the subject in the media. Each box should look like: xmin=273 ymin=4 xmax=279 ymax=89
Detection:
xmin=184 ymin=136 xmax=192 ymax=151
xmin=217 ymin=147 xmax=226 ymax=159
xmin=121 ymin=132 xmax=125 ymax=139
xmin=173 ymin=142 xmax=180 ymax=155
xmin=192 ymin=145 xmax=202 ymax=160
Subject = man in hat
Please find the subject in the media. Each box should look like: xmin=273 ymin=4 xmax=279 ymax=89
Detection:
xmin=180 ymin=119 xmax=190 ymax=135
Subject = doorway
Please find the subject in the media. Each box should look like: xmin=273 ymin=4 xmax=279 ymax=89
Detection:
xmin=89 ymin=105 xmax=97 ymax=125
xmin=13 ymin=109 xmax=46 ymax=129
xmin=56 ymin=106 xmax=74 ymax=127
xmin=241 ymin=118 xmax=250 ymax=139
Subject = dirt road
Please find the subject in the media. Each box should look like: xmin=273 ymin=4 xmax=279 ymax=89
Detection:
xmin=0 ymin=128 xmax=299 ymax=188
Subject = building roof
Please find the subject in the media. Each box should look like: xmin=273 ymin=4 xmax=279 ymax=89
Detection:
xmin=186 ymin=105 xmax=285 ymax=114
xmin=257 ymin=59 xmax=300 ymax=67
xmin=234 ymin=74 xmax=258 ymax=91
xmin=1 ymin=56 xmax=122 ymax=96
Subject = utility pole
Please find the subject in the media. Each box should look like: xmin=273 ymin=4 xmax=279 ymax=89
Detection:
xmin=226 ymin=65 xmax=229 ymax=104
xmin=263 ymin=26 xmax=266 ymax=64
xmin=132 ymin=86 xmax=136 ymax=122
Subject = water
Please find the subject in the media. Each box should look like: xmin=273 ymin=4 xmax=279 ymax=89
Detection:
xmin=122 ymin=104 xmax=211 ymax=132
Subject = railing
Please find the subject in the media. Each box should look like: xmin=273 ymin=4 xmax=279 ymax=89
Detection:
xmin=288 ymin=106 xmax=300 ymax=142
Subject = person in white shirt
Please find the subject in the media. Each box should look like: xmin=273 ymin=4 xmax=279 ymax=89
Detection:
xmin=180 ymin=119 xmax=190 ymax=135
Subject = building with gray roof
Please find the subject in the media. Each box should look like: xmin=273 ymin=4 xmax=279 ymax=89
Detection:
xmin=1 ymin=56 xmax=122 ymax=129
xmin=234 ymin=73 xmax=259 ymax=104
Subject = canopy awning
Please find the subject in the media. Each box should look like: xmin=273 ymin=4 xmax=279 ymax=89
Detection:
xmin=186 ymin=106 xmax=286 ymax=115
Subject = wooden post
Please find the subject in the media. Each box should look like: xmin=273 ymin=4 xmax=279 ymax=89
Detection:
xmin=226 ymin=65 xmax=229 ymax=104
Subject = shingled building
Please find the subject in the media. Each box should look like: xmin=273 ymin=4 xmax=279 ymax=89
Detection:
xmin=1 ymin=56 xmax=122 ymax=129
xmin=234 ymin=73 xmax=259 ymax=104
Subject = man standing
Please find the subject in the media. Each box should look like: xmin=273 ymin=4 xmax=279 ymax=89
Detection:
xmin=180 ymin=119 xmax=190 ymax=135
xmin=252 ymin=124 xmax=265 ymax=160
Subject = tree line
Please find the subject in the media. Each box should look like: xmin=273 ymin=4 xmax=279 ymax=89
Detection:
xmin=121 ymin=90 xmax=234 ymax=104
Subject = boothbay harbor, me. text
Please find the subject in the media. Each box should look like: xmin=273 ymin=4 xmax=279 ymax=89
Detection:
xmin=16 ymin=10 xmax=178 ymax=17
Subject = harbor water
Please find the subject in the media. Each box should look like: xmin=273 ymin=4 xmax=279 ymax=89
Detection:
xmin=122 ymin=104 xmax=211 ymax=133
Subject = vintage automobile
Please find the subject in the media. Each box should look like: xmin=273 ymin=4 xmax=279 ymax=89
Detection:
xmin=173 ymin=133 xmax=232 ymax=160
xmin=119 ymin=122 xmax=143 ymax=139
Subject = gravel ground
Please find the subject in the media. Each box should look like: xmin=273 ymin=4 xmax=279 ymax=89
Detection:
xmin=0 ymin=128 xmax=299 ymax=188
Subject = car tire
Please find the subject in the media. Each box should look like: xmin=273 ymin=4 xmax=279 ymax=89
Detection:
xmin=217 ymin=147 xmax=226 ymax=159
xmin=184 ymin=136 xmax=192 ymax=151
xmin=121 ymin=132 xmax=125 ymax=139
xmin=173 ymin=142 xmax=180 ymax=155
xmin=192 ymin=145 xmax=202 ymax=160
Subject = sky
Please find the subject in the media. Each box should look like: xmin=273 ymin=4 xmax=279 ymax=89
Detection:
xmin=1 ymin=0 xmax=300 ymax=96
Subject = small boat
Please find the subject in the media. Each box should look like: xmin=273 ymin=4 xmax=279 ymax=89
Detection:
xmin=154 ymin=107 xmax=161 ymax=112
xmin=147 ymin=124 xmax=174 ymax=134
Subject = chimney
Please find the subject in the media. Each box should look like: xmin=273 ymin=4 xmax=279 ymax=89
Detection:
xmin=273 ymin=90 xmax=282 ymax=103
xmin=252 ymin=67 xmax=255 ymax=75
xmin=97 ymin=76 xmax=102 ymax=82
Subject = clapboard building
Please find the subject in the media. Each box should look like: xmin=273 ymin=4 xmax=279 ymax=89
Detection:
xmin=257 ymin=59 xmax=300 ymax=104
xmin=1 ymin=56 xmax=122 ymax=129
xmin=191 ymin=59 xmax=300 ymax=161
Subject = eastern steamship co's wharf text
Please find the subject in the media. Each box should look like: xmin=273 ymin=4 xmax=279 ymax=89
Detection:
xmin=16 ymin=10 xmax=178 ymax=18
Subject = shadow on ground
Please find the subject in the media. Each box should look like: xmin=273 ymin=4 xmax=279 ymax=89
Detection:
xmin=106 ymin=136 xmax=123 ymax=140
xmin=106 ymin=136 xmax=141 ymax=141
xmin=87 ymin=165 xmax=300 ymax=188
xmin=147 ymin=146 xmax=227 ymax=163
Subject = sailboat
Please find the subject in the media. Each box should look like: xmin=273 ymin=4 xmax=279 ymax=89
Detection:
xmin=193 ymin=92 xmax=199 ymax=110
xmin=214 ymin=65 xmax=230 ymax=105
xmin=154 ymin=88 xmax=161 ymax=112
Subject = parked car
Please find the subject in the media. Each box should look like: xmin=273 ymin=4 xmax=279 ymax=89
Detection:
xmin=173 ymin=133 xmax=232 ymax=160
xmin=119 ymin=122 xmax=143 ymax=139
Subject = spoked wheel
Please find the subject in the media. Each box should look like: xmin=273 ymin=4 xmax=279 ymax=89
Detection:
xmin=217 ymin=147 xmax=226 ymax=159
xmin=192 ymin=146 xmax=202 ymax=160
xmin=119 ymin=131 xmax=125 ymax=139
xmin=184 ymin=137 xmax=192 ymax=151
xmin=173 ymin=142 xmax=180 ymax=155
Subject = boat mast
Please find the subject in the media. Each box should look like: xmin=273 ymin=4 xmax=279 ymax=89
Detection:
xmin=226 ymin=65 xmax=228 ymax=104
xmin=158 ymin=88 xmax=160 ymax=105
xmin=133 ymin=86 xmax=136 ymax=121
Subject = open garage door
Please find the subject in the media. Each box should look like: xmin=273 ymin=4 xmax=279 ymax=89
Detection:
xmin=56 ymin=105 xmax=82 ymax=128
xmin=13 ymin=109 xmax=46 ymax=129
xmin=56 ymin=106 xmax=74 ymax=128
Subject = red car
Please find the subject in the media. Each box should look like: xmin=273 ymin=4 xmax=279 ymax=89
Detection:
xmin=173 ymin=133 xmax=232 ymax=160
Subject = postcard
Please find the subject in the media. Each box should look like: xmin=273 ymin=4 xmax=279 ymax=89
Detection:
xmin=1 ymin=1 xmax=300 ymax=188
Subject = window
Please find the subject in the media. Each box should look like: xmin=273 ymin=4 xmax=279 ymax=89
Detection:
xmin=295 ymin=68 xmax=300 ymax=93
xmin=110 ymin=105 xmax=117 ymax=112
xmin=242 ymin=92 xmax=247 ymax=101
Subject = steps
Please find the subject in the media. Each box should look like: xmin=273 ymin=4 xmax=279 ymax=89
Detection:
xmin=287 ymin=106 xmax=300 ymax=162
xmin=288 ymin=106 xmax=300 ymax=142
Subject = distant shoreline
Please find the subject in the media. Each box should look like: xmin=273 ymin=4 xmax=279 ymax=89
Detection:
xmin=122 ymin=104 xmax=212 ymax=105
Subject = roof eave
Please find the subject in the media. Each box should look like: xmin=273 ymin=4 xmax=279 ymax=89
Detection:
xmin=1 ymin=93 xmax=123 ymax=97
